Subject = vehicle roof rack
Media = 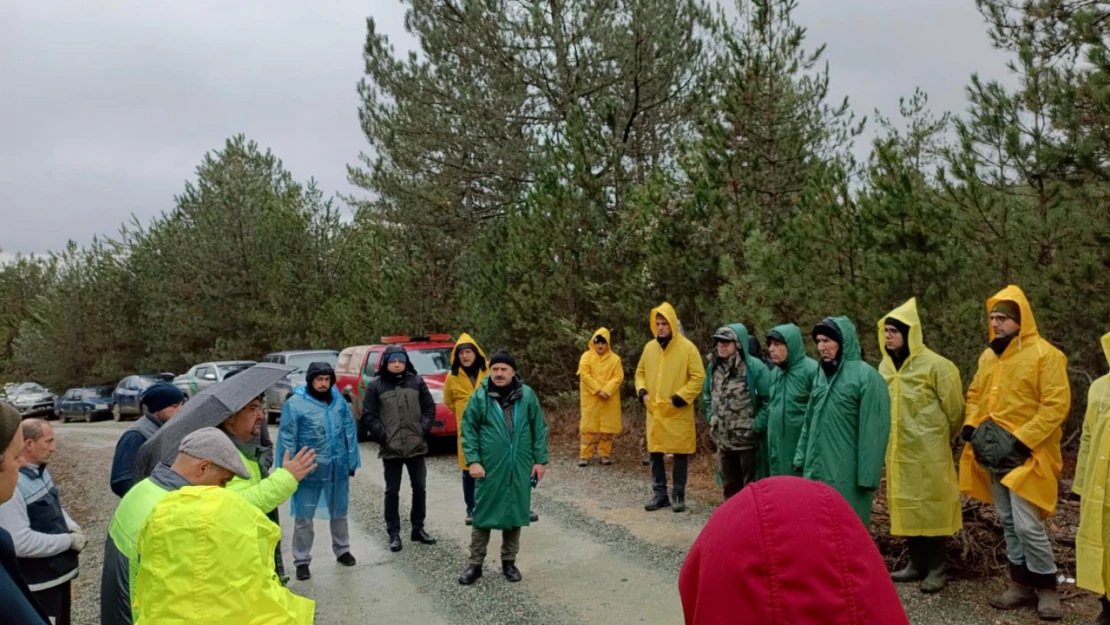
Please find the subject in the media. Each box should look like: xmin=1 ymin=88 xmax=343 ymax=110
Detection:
xmin=380 ymin=333 xmax=454 ymax=344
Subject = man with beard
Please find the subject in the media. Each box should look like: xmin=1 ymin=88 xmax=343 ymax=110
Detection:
xmin=793 ymin=317 xmax=891 ymax=526
xmin=702 ymin=324 xmax=770 ymax=498
xmin=362 ymin=345 xmax=438 ymax=552
xmin=458 ymin=351 xmax=548 ymax=585
xmin=277 ymin=362 xmax=361 ymax=581
xmin=754 ymin=324 xmax=818 ymax=477
xmin=960 ymin=286 xmax=1069 ymax=619
xmin=879 ymin=299 xmax=964 ymax=594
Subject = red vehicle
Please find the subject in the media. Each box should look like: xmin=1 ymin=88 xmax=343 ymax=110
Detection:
xmin=335 ymin=334 xmax=457 ymax=442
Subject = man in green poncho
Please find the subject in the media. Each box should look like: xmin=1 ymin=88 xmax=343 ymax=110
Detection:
xmin=458 ymin=351 xmax=549 ymax=586
xmin=700 ymin=324 xmax=770 ymax=498
xmin=793 ymin=317 xmax=891 ymax=526
xmin=755 ymin=324 xmax=819 ymax=477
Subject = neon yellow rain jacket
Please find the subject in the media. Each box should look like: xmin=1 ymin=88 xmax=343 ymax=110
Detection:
xmin=578 ymin=328 xmax=624 ymax=435
xmin=1074 ymin=332 xmax=1110 ymax=595
xmin=634 ymin=303 xmax=706 ymax=454
xmin=444 ymin=333 xmax=489 ymax=471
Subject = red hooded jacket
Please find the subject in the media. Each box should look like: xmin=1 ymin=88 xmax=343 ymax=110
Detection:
xmin=679 ymin=477 xmax=909 ymax=625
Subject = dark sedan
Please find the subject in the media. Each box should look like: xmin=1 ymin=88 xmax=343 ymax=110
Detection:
xmin=112 ymin=373 xmax=175 ymax=421
xmin=57 ymin=386 xmax=115 ymax=423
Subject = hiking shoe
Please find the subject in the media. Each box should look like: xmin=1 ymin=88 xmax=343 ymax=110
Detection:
xmin=990 ymin=583 xmax=1036 ymax=610
xmin=530 ymin=510 xmax=539 ymax=523
xmin=295 ymin=565 xmax=311 ymax=581
xmin=645 ymin=496 xmax=670 ymax=512
xmin=459 ymin=564 xmax=482 ymax=585
xmin=672 ymin=497 xmax=687 ymax=513
xmin=578 ymin=458 xmax=589 ymax=467
xmin=1036 ymin=588 xmax=1063 ymax=621
xmin=599 ymin=457 xmax=612 ymax=465
xmin=337 ymin=552 xmax=356 ymax=567
xmin=502 ymin=560 xmax=522 ymax=583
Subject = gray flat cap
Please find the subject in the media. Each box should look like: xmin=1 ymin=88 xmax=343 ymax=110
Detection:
xmin=177 ymin=427 xmax=251 ymax=479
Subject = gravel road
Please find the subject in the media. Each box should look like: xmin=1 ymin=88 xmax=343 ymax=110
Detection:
xmin=46 ymin=421 xmax=1102 ymax=624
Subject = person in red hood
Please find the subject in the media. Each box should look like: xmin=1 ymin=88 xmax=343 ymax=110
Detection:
xmin=679 ymin=476 xmax=910 ymax=625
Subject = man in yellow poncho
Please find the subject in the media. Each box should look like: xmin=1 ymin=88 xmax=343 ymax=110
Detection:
xmin=578 ymin=328 xmax=624 ymax=467
xmin=959 ymin=285 xmax=1070 ymax=620
xmin=444 ymin=334 xmax=488 ymax=526
xmin=878 ymin=298 xmax=964 ymax=594
xmin=134 ymin=485 xmax=314 ymax=624
xmin=635 ymin=303 xmax=705 ymax=513
xmin=1074 ymin=331 xmax=1110 ymax=625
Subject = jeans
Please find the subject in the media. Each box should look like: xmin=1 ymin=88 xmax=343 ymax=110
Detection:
xmin=383 ymin=456 xmax=427 ymax=535
xmin=462 ymin=470 xmax=475 ymax=516
xmin=469 ymin=527 xmax=522 ymax=565
xmin=650 ymin=452 xmax=688 ymax=500
xmin=718 ymin=448 xmax=759 ymax=499
xmin=989 ymin=474 xmax=1057 ymax=575
xmin=292 ymin=516 xmax=351 ymax=567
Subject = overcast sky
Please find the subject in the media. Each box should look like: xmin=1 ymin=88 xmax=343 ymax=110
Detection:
xmin=0 ymin=0 xmax=1012 ymax=261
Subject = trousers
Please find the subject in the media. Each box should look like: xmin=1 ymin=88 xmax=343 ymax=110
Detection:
xmin=650 ymin=452 xmax=688 ymax=499
xmin=580 ymin=433 xmax=614 ymax=459
xmin=34 ymin=580 xmax=71 ymax=625
xmin=383 ymin=456 xmax=427 ymax=535
xmin=718 ymin=448 xmax=759 ymax=499
xmin=292 ymin=515 xmax=350 ymax=567
xmin=469 ymin=527 xmax=522 ymax=565
xmin=462 ymin=470 xmax=475 ymax=516
xmin=989 ymin=474 xmax=1056 ymax=575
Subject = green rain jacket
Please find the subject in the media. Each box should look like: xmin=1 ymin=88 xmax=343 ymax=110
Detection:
xmin=461 ymin=377 xmax=550 ymax=530
xmin=793 ymin=316 xmax=892 ymax=526
xmin=755 ymin=324 xmax=819 ymax=477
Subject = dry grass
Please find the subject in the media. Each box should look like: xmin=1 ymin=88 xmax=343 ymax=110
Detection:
xmin=544 ymin=401 xmax=1081 ymax=583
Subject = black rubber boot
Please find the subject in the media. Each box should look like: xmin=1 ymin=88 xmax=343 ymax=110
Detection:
xmin=890 ymin=537 xmax=926 ymax=583
xmin=1091 ymin=596 xmax=1110 ymax=625
xmin=991 ymin=562 xmax=1036 ymax=610
xmin=919 ymin=537 xmax=948 ymax=594
xmin=502 ymin=560 xmax=522 ymax=582
xmin=458 ymin=564 xmax=483 ymax=585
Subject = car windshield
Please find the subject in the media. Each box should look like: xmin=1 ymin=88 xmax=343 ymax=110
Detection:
xmin=217 ymin=363 xmax=254 ymax=376
xmin=82 ymin=388 xmax=113 ymax=399
xmin=286 ymin=352 xmax=338 ymax=373
xmin=15 ymin=383 xmax=45 ymax=394
xmin=408 ymin=348 xmax=453 ymax=375
xmin=137 ymin=374 xmax=173 ymax=387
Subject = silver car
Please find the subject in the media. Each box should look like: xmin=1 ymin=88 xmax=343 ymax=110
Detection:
xmin=260 ymin=350 xmax=339 ymax=423
xmin=7 ymin=383 xmax=57 ymax=418
xmin=174 ymin=361 xmax=256 ymax=399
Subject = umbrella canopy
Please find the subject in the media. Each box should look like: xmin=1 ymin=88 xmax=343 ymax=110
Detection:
xmin=133 ymin=362 xmax=294 ymax=479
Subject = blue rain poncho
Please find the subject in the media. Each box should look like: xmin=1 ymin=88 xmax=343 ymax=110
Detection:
xmin=276 ymin=383 xmax=361 ymax=520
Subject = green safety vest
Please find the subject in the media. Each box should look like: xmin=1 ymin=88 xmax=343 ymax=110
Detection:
xmin=108 ymin=478 xmax=172 ymax=621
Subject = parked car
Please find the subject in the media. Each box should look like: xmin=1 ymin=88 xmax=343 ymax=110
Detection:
xmin=56 ymin=386 xmax=115 ymax=423
xmin=260 ymin=350 xmax=340 ymax=423
xmin=173 ymin=361 xmax=256 ymax=399
xmin=7 ymin=383 xmax=58 ymax=418
xmin=335 ymin=335 xmax=456 ymax=442
xmin=112 ymin=373 xmax=176 ymax=421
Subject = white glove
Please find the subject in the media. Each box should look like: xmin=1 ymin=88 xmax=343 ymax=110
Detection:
xmin=70 ymin=532 xmax=87 ymax=553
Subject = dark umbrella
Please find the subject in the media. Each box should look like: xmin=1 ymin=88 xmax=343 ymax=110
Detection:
xmin=133 ymin=362 xmax=294 ymax=479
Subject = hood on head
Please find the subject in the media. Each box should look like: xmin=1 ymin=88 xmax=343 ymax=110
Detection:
xmin=304 ymin=362 xmax=336 ymax=388
xmin=679 ymin=476 xmax=910 ymax=625
xmin=650 ymin=302 xmax=681 ymax=339
xmin=813 ymin=316 xmax=861 ymax=362
xmin=769 ymin=323 xmax=807 ymax=367
xmin=879 ymin=298 xmax=924 ymax=362
xmin=377 ymin=344 xmax=417 ymax=377
xmin=451 ymin=333 xmax=488 ymax=374
xmin=588 ymin=327 xmax=612 ymax=352
xmin=986 ymin=285 xmax=1038 ymax=341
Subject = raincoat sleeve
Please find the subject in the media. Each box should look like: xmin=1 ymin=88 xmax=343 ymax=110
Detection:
xmin=752 ymin=364 xmax=771 ymax=433
xmin=933 ymin=360 xmax=965 ymax=441
xmin=443 ymin=375 xmax=460 ymax=416
xmin=274 ymin=401 xmax=298 ymax=469
xmin=361 ymin=382 xmax=384 ymax=443
xmin=677 ymin=344 xmax=707 ymax=405
xmin=417 ymin=378 xmax=436 ymax=435
xmin=634 ymin=350 xmax=648 ymax=396
xmin=578 ymin=352 xmax=602 ymax=395
xmin=793 ymin=392 xmax=815 ymax=470
xmin=963 ymin=357 xmax=986 ymax=427
xmin=227 ymin=468 xmax=299 ymax=514
xmin=1012 ymin=349 xmax=1071 ymax=450
xmin=602 ymin=357 xmax=624 ymax=397
xmin=341 ymin=399 xmax=361 ymax=473
xmin=461 ymin=395 xmax=483 ymax=467
xmin=531 ymin=400 xmax=550 ymax=465
xmin=1073 ymin=379 xmax=1102 ymax=496
xmin=857 ymin=369 xmax=892 ymax=490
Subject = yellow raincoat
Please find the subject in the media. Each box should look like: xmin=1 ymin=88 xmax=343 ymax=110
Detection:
xmin=878 ymin=298 xmax=965 ymax=537
xmin=959 ymin=285 xmax=1071 ymax=516
xmin=1074 ymin=331 xmax=1110 ymax=594
xmin=444 ymin=333 xmax=488 ymax=471
xmin=634 ymin=303 xmax=706 ymax=454
xmin=134 ymin=485 xmax=314 ymax=624
xmin=578 ymin=328 xmax=624 ymax=435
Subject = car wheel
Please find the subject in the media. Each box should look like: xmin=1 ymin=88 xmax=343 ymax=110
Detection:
xmin=60 ymin=413 xmax=68 ymax=424
xmin=112 ymin=404 xmax=122 ymax=422
xmin=84 ymin=409 xmax=92 ymax=423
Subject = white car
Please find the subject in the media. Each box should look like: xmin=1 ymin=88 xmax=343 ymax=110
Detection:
xmin=173 ymin=361 xmax=256 ymax=399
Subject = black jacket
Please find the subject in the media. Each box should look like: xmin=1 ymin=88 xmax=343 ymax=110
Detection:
xmin=0 ymin=528 xmax=50 ymax=625
xmin=361 ymin=345 xmax=436 ymax=460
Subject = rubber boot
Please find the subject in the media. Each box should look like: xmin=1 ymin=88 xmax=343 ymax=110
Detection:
xmin=1089 ymin=596 xmax=1110 ymax=625
xmin=990 ymin=562 xmax=1036 ymax=610
xmin=919 ymin=537 xmax=948 ymax=594
xmin=1029 ymin=571 xmax=1063 ymax=621
xmin=890 ymin=537 xmax=926 ymax=583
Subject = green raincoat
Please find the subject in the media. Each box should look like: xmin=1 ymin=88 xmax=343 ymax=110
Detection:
xmin=794 ymin=316 xmax=892 ymax=526
xmin=461 ymin=377 xmax=550 ymax=530
xmin=878 ymin=299 xmax=965 ymax=537
xmin=755 ymin=323 xmax=819 ymax=477
xmin=702 ymin=323 xmax=771 ymax=471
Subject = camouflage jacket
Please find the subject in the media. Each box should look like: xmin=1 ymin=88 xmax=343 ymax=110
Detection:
xmin=708 ymin=353 xmax=756 ymax=451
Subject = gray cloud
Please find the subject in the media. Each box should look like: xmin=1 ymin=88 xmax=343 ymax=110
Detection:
xmin=0 ymin=0 xmax=1010 ymax=257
